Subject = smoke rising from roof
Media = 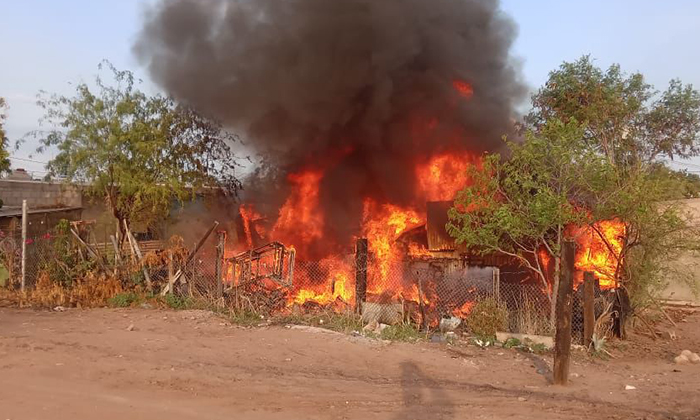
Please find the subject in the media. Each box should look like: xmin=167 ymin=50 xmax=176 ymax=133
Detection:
xmin=135 ymin=0 xmax=526 ymax=254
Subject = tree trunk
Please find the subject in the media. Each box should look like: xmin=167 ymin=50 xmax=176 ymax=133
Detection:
xmin=549 ymin=225 xmax=563 ymax=331
xmin=550 ymin=256 xmax=560 ymax=332
xmin=553 ymin=240 xmax=576 ymax=385
xmin=583 ymin=272 xmax=595 ymax=348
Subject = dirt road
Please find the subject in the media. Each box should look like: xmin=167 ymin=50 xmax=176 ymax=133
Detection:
xmin=1 ymin=308 xmax=698 ymax=420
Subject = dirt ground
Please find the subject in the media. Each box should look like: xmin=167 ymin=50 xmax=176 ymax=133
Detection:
xmin=1 ymin=307 xmax=699 ymax=420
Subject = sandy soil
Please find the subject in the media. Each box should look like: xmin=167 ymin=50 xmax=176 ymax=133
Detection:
xmin=1 ymin=307 xmax=699 ymax=420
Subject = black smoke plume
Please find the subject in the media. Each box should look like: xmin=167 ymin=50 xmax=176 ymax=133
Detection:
xmin=135 ymin=0 xmax=526 ymax=255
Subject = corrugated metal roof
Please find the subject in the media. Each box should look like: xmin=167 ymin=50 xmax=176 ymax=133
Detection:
xmin=426 ymin=201 xmax=457 ymax=251
xmin=0 ymin=206 xmax=83 ymax=218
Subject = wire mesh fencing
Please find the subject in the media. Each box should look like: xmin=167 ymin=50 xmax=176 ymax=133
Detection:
xmin=0 ymin=230 xmax=74 ymax=290
xmin=0 ymin=222 xmax=228 ymax=297
xmin=499 ymin=281 xmax=552 ymax=336
xmin=2 ymin=224 xmax=607 ymax=345
xmin=0 ymin=231 xmax=24 ymax=289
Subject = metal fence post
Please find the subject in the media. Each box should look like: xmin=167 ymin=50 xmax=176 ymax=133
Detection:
xmin=21 ymin=200 xmax=28 ymax=292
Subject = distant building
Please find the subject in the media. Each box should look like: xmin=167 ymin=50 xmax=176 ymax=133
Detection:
xmin=0 ymin=178 xmax=83 ymax=237
xmin=5 ymin=168 xmax=33 ymax=181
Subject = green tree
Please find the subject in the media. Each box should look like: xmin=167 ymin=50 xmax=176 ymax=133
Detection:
xmin=450 ymin=56 xmax=700 ymax=311
xmin=529 ymin=57 xmax=700 ymax=306
xmin=447 ymin=120 xmax=611 ymax=319
xmin=0 ymin=97 xmax=11 ymax=175
xmin=526 ymin=55 xmax=700 ymax=167
xmin=33 ymin=63 xmax=243 ymax=237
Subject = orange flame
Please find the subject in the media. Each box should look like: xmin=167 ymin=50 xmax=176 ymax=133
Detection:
xmin=408 ymin=242 xmax=432 ymax=258
xmin=271 ymin=169 xmax=324 ymax=254
xmin=416 ymin=153 xmax=477 ymax=202
xmin=289 ymin=257 xmax=355 ymax=306
xmin=574 ymin=220 xmax=625 ymax=289
xmin=239 ymin=204 xmax=263 ymax=249
xmin=362 ymin=199 xmax=423 ymax=297
xmin=453 ymin=80 xmax=474 ymax=99
xmin=452 ymin=301 xmax=475 ymax=318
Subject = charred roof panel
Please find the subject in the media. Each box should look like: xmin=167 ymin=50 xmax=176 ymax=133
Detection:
xmin=426 ymin=201 xmax=457 ymax=251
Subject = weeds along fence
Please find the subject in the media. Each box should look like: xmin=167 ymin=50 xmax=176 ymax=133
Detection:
xmin=1 ymin=224 xmax=605 ymax=343
xmin=0 ymin=222 xmax=227 ymax=299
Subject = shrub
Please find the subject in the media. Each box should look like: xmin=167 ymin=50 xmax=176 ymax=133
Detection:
xmin=108 ymin=292 xmax=142 ymax=308
xmin=161 ymin=293 xmax=195 ymax=310
xmin=380 ymin=323 xmax=423 ymax=342
xmin=466 ymin=298 xmax=508 ymax=339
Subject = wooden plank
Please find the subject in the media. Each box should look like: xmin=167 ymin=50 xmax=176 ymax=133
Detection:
xmin=94 ymin=240 xmax=165 ymax=255
xmin=109 ymin=235 xmax=122 ymax=264
xmin=160 ymin=221 xmax=219 ymax=296
xmin=553 ymin=240 xmax=576 ymax=386
xmin=215 ymin=231 xmax=226 ymax=298
xmin=583 ymin=271 xmax=595 ymax=348
xmin=123 ymin=220 xmax=152 ymax=290
xmin=69 ymin=228 xmax=108 ymax=272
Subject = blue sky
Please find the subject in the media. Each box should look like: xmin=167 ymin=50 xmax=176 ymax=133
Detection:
xmin=2 ymin=0 xmax=700 ymax=175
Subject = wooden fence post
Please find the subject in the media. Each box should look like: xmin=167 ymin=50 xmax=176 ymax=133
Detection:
xmin=215 ymin=231 xmax=226 ymax=298
xmin=167 ymin=249 xmax=174 ymax=292
xmin=583 ymin=271 xmax=596 ymax=348
xmin=553 ymin=240 xmax=576 ymax=385
xmin=492 ymin=267 xmax=500 ymax=301
xmin=355 ymin=238 xmax=368 ymax=314
xmin=122 ymin=220 xmax=152 ymax=290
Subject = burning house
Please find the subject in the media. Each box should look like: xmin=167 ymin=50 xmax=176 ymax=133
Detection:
xmin=135 ymin=0 xmax=624 ymax=331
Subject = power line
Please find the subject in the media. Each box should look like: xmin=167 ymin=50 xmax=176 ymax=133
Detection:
xmin=9 ymin=156 xmax=48 ymax=165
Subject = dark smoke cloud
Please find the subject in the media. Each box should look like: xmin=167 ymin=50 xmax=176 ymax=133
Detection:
xmin=135 ymin=0 xmax=526 ymax=254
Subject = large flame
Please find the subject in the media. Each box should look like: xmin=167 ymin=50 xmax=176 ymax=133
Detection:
xmin=536 ymin=220 xmax=626 ymax=291
xmin=362 ymin=200 xmax=423 ymax=298
xmin=271 ymin=169 xmax=325 ymax=254
xmin=249 ymin=151 xmax=477 ymax=310
xmin=239 ymin=204 xmax=264 ymax=249
xmin=416 ymin=153 xmax=477 ymax=202
xmin=574 ymin=220 xmax=625 ymax=288
xmin=289 ymin=257 xmax=355 ymax=307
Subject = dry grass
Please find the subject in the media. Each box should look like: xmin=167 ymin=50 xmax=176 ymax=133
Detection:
xmin=2 ymin=271 xmax=124 ymax=308
xmin=142 ymin=235 xmax=189 ymax=267
xmin=514 ymin=292 xmax=551 ymax=336
xmin=594 ymin=301 xmax=615 ymax=339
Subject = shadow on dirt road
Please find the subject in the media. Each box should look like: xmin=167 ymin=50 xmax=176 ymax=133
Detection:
xmin=392 ymin=361 xmax=454 ymax=420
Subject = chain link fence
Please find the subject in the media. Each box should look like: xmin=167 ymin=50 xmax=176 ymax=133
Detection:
xmin=0 ymin=230 xmax=72 ymax=289
xmin=2 ymin=224 xmax=607 ymax=344
xmin=0 ymin=231 xmax=23 ymax=288
xmin=0 ymin=223 xmax=227 ymax=296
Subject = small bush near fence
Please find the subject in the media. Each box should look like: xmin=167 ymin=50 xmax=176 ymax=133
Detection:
xmin=466 ymin=298 xmax=509 ymax=339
